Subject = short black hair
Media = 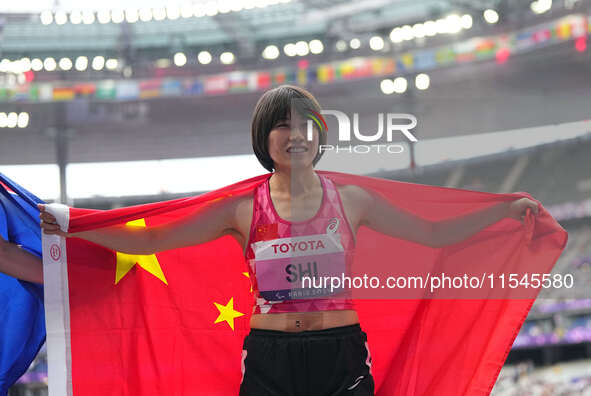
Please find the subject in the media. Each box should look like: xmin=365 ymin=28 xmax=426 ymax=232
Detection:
xmin=251 ymin=85 xmax=327 ymax=172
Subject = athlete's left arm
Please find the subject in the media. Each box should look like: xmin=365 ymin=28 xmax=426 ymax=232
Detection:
xmin=348 ymin=185 xmax=539 ymax=248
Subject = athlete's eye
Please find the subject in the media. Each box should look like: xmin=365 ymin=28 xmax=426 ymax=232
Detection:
xmin=276 ymin=123 xmax=290 ymax=129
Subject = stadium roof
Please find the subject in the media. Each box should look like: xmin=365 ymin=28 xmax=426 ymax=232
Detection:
xmin=0 ymin=0 xmax=560 ymax=59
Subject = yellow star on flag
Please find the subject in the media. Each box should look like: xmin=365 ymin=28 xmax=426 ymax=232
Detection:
xmin=115 ymin=218 xmax=168 ymax=285
xmin=214 ymin=297 xmax=244 ymax=331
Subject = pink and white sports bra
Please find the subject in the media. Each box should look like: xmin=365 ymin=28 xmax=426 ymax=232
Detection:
xmin=245 ymin=172 xmax=355 ymax=314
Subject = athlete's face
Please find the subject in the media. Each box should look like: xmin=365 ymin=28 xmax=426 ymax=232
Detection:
xmin=267 ymin=112 xmax=319 ymax=171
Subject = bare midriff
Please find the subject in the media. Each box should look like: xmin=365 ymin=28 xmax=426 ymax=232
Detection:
xmin=250 ymin=310 xmax=359 ymax=332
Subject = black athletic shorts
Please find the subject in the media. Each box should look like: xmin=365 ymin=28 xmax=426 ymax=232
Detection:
xmin=239 ymin=323 xmax=375 ymax=396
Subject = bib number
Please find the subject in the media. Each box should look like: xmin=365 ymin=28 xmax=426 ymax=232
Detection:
xmin=252 ymin=233 xmax=346 ymax=301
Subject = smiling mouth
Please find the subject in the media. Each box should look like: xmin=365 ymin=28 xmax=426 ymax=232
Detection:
xmin=287 ymin=147 xmax=308 ymax=153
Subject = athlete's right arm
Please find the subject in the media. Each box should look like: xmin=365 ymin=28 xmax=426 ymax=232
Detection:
xmin=0 ymin=234 xmax=44 ymax=284
xmin=38 ymin=197 xmax=240 ymax=255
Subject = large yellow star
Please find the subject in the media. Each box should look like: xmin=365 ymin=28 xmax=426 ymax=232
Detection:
xmin=213 ymin=297 xmax=244 ymax=331
xmin=115 ymin=218 xmax=168 ymax=285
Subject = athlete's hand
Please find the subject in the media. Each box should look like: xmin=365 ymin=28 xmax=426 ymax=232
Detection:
xmin=38 ymin=204 xmax=69 ymax=237
xmin=507 ymin=198 xmax=539 ymax=222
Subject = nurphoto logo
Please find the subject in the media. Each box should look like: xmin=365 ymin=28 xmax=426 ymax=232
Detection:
xmin=305 ymin=110 xmax=419 ymax=154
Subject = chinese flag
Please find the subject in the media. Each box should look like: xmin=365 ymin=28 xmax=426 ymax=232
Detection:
xmin=41 ymin=171 xmax=567 ymax=396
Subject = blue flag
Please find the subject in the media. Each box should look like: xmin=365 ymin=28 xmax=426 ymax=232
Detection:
xmin=0 ymin=173 xmax=46 ymax=395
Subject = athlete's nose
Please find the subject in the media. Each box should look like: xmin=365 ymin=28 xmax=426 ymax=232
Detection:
xmin=289 ymin=123 xmax=307 ymax=142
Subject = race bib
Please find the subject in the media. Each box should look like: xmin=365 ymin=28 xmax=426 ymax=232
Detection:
xmin=252 ymin=233 xmax=347 ymax=301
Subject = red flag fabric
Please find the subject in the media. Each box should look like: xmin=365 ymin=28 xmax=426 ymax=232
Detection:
xmin=41 ymin=170 xmax=568 ymax=396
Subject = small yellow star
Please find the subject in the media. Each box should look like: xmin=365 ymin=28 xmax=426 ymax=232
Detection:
xmin=242 ymin=272 xmax=253 ymax=293
xmin=115 ymin=219 xmax=167 ymax=285
xmin=213 ymin=297 xmax=244 ymax=331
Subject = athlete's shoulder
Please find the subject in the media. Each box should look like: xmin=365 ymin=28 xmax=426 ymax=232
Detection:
xmin=226 ymin=189 xmax=254 ymax=226
xmin=336 ymin=184 xmax=373 ymax=207
xmin=232 ymin=189 xmax=254 ymax=210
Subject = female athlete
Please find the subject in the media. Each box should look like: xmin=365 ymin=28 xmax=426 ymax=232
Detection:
xmin=1 ymin=84 xmax=538 ymax=396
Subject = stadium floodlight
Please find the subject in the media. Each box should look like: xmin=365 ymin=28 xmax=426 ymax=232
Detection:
xmin=295 ymin=41 xmax=309 ymax=56
xmin=139 ymin=8 xmax=153 ymax=22
xmin=540 ymin=0 xmax=553 ymax=13
xmin=70 ymin=10 xmax=82 ymax=24
xmin=75 ymin=56 xmax=88 ymax=71
xmin=401 ymin=25 xmax=414 ymax=40
xmin=531 ymin=0 xmax=552 ymax=14
xmin=220 ymin=52 xmax=235 ymax=64
xmin=20 ymin=58 xmax=32 ymax=72
xmin=218 ymin=1 xmax=231 ymax=13
xmin=40 ymin=10 xmax=53 ymax=25
xmin=389 ymin=27 xmax=403 ymax=43
xmin=335 ymin=40 xmax=347 ymax=52
xmin=424 ymin=20 xmax=437 ymax=36
xmin=5 ymin=60 xmax=16 ymax=74
xmin=17 ymin=112 xmax=29 ymax=129
xmin=446 ymin=14 xmax=462 ymax=34
xmin=262 ymin=45 xmax=280 ymax=60
xmin=174 ymin=52 xmax=187 ymax=67
xmin=105 ymin=58 xmax=119 ymax=70
xmin=412 ymin=23 xmax=426 ymax=39
xmin=231 ymin=0 xmax=244 ymax=11
xmin=125 ymin=9 xmax=139 ymax=23
xmin=435 ymin=18 xmax=449 ymax=34
xmin=0 ymin=59 xmax=9 ymax=73
xmin=193 ymin=5 xmax=205 ymax=17
xmin=1 ymin=60 xmax=11 ymax=74
xmin=349 ymin=38 xmax=361 ymax=49
xmin=111 ymin=9 xmax=125 ymax=23
xmin=59 ymin=57 xmax=73 ymax=71
xmin=180 ymin=4 xmax=194 ymax=18
xmin=415 ymin=73 xmax=430 ymax=90
xmin=82 ymin=10 xmax=95 ymax=24
xmin=55 ymin=10 xmax=68 ymax=25
xmin=309 ymin=40 xmax=324 ymax=54
xmin=380 ymin=79 xmax=395 ymax=95
xmin=284 ymin=43 xmax=297 ymax=57
xmin=204 ymin=2 xmax=219 ymax=16
xmin=9 ymin=59 xmax=22 ymax=74
xmin=484 ymin=9 xmax=499 ymax=24
xmin=92 ymin=56 xmax=105 ymax=71
xmin=43 ymin=57 xmax=57 ymax=72
xmin=7 ymin=60 xmax=22 ymax=74
xmin=369 ymin=36 xmax=385 ymax=51
xmin=166 ymin=6 xmax=181 ymax=20
xmin=97 ymin=9 xmax=111 ymax=24
xmin=7 ymin=113 xmax=18 ymax=129
xmin=243 ymin=0 xmax=257 ymax=8
xmin=393 ymin=77 xmax=408 ymax=94
xmin=0 ymin=113 xmax=7 ymax=128
xmin=198 ymin=51 xmax=212 ymax=64
xmin=31 ymin=58 xmax=43 ymax=72
xmin=461 ymin=14 xmax=473 ymax=29
xmin=154 ymin=7 xmax=167 ymax=20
